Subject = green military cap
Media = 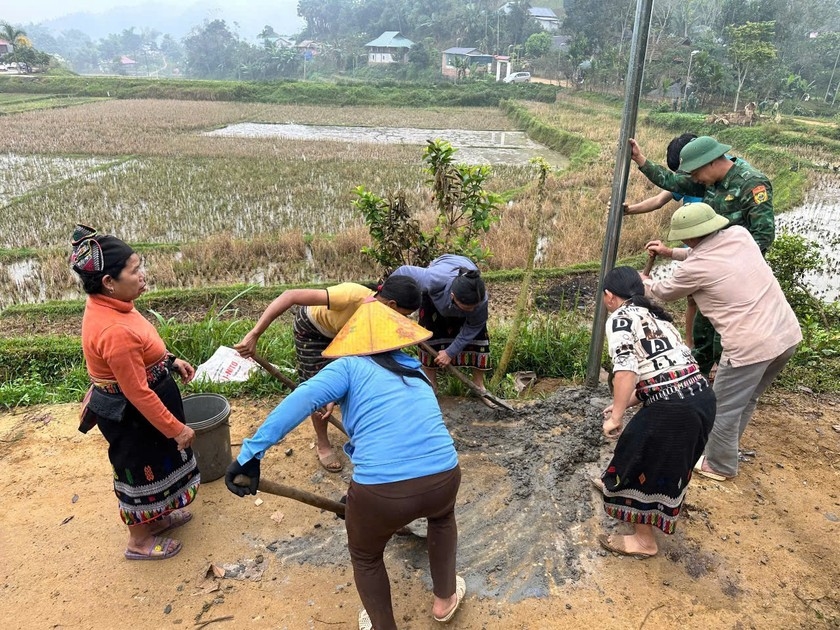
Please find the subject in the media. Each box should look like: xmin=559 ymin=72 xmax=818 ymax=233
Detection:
xmin=679 ymin=136 xmax=732 ymax=172
xmin=668 ymin=202 xmax=730 ymax=241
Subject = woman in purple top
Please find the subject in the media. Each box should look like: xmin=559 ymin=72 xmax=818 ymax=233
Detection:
xmin=391 ymin=254 xmax=491 ymax=396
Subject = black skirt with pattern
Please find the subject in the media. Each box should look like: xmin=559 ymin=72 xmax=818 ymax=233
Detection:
xmin=417 ymin=293 xmax=491 ymax=370
xmin=96 ymin=373 xmax=200 ymax=526
xmin=601 ymin=382 xmax=716 ymax=534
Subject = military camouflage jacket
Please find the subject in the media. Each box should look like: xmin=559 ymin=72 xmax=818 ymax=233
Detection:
xmin=639 ymin=157 xmax=774 ymax=253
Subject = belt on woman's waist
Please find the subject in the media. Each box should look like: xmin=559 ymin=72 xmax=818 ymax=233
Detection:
xmin=636 ymin=364 xmax=708 ymax=405
xmin=92 ymin=355 xmax=173 ymax=394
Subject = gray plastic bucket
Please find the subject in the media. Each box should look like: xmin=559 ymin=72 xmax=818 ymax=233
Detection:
xmin=183 ymin=394 xmax=232 ymax=482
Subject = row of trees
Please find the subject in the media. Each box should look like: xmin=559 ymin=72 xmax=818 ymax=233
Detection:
xmin=560 ymin=0 xmax=840 ymax=112
xmin=6 ymin=0 xmax=840 ymax=112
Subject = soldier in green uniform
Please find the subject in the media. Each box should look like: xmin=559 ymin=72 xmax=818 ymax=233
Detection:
xmin=628 ymin=135 xmax=775 ymax=376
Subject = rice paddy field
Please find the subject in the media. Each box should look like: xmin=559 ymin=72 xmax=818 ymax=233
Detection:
xmin=0 ymin=91 xmax=837 ymax=310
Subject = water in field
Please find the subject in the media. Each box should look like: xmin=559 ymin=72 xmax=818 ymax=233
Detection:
xmin=774 ymin=173 xmax=840 ymax=302
xmin=204 ymin=123 xmax=569 ymax=168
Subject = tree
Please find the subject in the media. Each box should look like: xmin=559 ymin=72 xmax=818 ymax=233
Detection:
xmin=726 ymin=21 xmax=777 ymax=112
xmin=525 ymin=31 xmax=552 ymax=59
xmin=183 ymin=20 xmax=240 ymax=79
xmin=354 ymin=140 xmax=500 ymax=273
xmin=451 ymin=55 xmax=469 ymax=82
xmin=1 ymin=23 xmax=30 ymax=67
xmin=258 ymin=25 xmax=279 ymax=40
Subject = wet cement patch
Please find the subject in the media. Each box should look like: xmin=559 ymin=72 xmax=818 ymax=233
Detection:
xmin=266 ymin=385 xmax=607 ymax=603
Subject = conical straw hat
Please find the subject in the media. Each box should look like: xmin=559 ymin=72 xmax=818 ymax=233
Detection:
xmin=322 ymin=299 xmax=432 ymax=358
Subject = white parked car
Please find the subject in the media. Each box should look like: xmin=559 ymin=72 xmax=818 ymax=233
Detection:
xmin=504 ymin=72 xmax=531 ymax=83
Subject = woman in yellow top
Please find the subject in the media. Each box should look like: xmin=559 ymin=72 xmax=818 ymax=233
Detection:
xmin=235 ymin=276 xmax=421 ymax=472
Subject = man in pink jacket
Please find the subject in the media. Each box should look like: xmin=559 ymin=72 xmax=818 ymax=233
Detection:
xmin=643 ymin=203 xmax=802 ymax=481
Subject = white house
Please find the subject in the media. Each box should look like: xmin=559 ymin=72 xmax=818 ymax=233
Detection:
xmin=365 ymin=31 xmax=414 ymax=64
xmin=498 ymin=4 xmax=561 ymax=32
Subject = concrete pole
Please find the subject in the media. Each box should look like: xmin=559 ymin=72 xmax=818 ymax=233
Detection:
xmin=584 ymin=0 xmax=655 ymax=388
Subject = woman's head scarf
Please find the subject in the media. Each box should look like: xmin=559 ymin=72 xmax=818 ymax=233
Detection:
xmin=69 ymin=224 xmax=135 ymax=279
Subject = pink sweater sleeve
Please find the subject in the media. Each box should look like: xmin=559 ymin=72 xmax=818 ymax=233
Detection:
xmin=98 ymin=324 xmax=185 ymax=439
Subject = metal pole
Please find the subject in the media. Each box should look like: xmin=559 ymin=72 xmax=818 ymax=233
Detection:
xmin=584 ymin=0 xmax=655 ymax=388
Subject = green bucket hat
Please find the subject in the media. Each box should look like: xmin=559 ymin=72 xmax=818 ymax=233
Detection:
xmin=668 ymin=202 xmax=730 ymax=241
xmin=679 ymin=136 xmax=732 ymax=172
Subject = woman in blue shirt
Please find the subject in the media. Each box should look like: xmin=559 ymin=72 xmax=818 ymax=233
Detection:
xmin=225 ymin=300 xmax=465 ymax=630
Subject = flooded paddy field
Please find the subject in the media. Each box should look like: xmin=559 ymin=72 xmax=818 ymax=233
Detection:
xmin=775 ymin=173 xmax=840 ymax=302
xmin=205 ymin=123 xmax=569 ymax=168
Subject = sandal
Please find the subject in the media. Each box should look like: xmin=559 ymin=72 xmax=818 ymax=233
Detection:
xmin=693 ymin=455 xmax=730 ymax=481
xmin=124 ymin=536 xmax=182 ymax=561
xmin=597 ymin=534 xmax=656 ymax=559
xmin=318 ymin=451 xmax=344 ymax=473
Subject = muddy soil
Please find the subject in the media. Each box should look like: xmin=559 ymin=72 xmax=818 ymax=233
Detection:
xmin=1 ymin=385 xmax=839 ymax=629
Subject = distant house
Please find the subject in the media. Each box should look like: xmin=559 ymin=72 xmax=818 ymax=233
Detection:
xmin=296 ymin=40 xmax=321 ymax=61
xmin=0 ymin=39 xmax=13 ymax=55
xmin=552 ymin=35 xmax=572 ymax=49
xmin=498 ymin=4 xmax=561 ymax=32
xmin=441 ymin=47 xmax=495 ymax=79
xmin=529 ymin=7 xmax=561 ymax=32
xmin=365 ymin=31 xmax=414 ymax=64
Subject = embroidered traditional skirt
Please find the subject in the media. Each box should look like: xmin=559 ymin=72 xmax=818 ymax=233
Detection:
xmin=293 ymin=307 xmax=335 ymax=381
xmin=601 ymin=382 xmax=716 ymax=534
xmin=97 ymin=374 xmax=200 ymax=526
xmin=417 ymin=293 xmax=491 ymax=370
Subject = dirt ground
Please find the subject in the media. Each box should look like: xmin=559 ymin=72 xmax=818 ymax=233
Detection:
xmin=1 ymin=386 xmax=839 ymax=630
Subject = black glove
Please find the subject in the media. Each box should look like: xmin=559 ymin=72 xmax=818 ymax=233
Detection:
xmin=225 ymin=457 xmax=260 ymax=497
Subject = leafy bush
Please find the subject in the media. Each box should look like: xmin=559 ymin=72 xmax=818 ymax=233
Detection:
xmin=355 ymin=139 xmax=501 ymax=272
xmin=766 ymin=233 xmax=834 ymax=324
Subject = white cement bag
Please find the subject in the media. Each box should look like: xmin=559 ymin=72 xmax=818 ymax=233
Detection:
xmin=194 ymin=346 xmax=260 ymax=383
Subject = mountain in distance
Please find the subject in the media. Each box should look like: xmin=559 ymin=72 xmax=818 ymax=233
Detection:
xmin=35 ymin=0 xmax=304 ymax=41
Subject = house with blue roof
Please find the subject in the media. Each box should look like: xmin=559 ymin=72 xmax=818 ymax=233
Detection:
xmin=441 ymin=47 xmax=496 ymax=80
xmin=365 ymin=31 xmax=414 ymax=64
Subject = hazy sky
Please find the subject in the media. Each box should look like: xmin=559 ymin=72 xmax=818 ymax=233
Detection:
xmin=5 ymin=0 xmax=153 ymax=23
xmin=3 ymin=0 xmax=302 ymax=27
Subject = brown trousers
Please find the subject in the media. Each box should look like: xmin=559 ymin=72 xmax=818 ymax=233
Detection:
xmin=345 ymin=465 xmax=461 ymax=630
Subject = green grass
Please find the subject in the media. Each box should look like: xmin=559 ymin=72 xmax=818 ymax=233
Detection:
xmin=0 ymin=94 xmax=105 ymax=115
xmin=0 ymin=75 xmax=558 ymax=107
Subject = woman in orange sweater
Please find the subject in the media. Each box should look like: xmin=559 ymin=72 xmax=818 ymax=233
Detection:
xmin=71 ymin=225 xmax=200 ymax=561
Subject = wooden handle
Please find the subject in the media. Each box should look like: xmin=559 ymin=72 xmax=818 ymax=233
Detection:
xmin=418 ymin=342 xmax=514 ymax=411
xmin=642 ymin=252 xmax=657 ymax=276
xmin=251 ymin=352 xmax=349 ymax=436
xmin=234 ymin=474 xmax=346 ymax=515
xmin=251 ymin=353 xmax=299 ymax=391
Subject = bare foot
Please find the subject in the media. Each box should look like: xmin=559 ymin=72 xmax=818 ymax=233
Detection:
xmin=432 ymin=593 xmax=458 ymax=619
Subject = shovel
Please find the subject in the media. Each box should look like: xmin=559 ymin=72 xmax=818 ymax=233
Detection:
xmin=418 ymin=342 xmax=514 ymax=411
xmin=234 ymin=474 xmax=346 ymax=516
xmin=232 ymin=474 xmax=428 ymax=538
